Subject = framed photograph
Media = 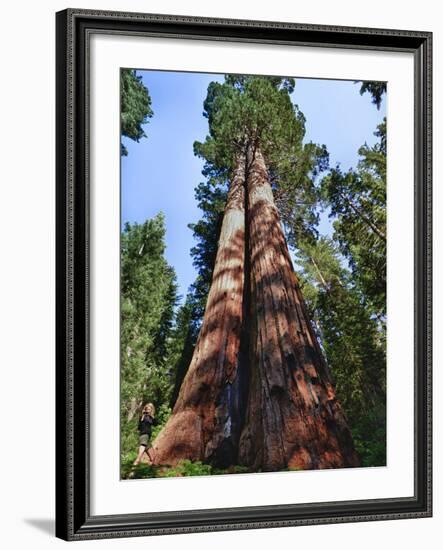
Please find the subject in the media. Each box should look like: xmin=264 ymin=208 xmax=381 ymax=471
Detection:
xmin=55 ymin=9 xmax=432 ymax=541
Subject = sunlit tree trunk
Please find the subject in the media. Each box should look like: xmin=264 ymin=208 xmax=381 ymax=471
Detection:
xmin=238 ymin=146 xmax=359 ymax=471
xmin=152 ymin=154 xmax=247 ymax=467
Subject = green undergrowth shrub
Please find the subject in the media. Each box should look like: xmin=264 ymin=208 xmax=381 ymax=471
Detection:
xmin=121 ymin=459 xmax=257 ymax=480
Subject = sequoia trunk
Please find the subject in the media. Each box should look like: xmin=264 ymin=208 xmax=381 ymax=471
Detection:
xmin=238 ymin=146 xmax=359 ymax=471
xmin=152 ymin=154 xmax=247 ymax=467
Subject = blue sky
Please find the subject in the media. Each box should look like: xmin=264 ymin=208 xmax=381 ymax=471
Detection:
xmin=121 ymin=71 xmax=385 ymax=303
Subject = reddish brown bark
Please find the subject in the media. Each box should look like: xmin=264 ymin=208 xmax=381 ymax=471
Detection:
xmin=152 ymin=145 xmax=359 ymax=472
xmin=238 ymin=146 xmax=359 ymax=471
xmin=152 ymin=154 xmax=247 ymax=467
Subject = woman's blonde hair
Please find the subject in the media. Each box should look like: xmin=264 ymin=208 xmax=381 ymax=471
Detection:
xmin=142 ymin=402 xmax=156 ymax=417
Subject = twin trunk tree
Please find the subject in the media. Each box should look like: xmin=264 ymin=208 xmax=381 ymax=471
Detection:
xmin=153 ymin=143 xmax=359 ymax=471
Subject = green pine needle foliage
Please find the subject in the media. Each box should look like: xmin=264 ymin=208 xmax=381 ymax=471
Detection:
xmin=120 ymin=214 xmax=178 ymax=462
xmin=120 ymin=69 xmax=153 ymax=156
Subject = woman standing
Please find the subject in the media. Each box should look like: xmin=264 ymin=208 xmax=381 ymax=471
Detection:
xmin=133 ymin=403 xmax=157 ymax=465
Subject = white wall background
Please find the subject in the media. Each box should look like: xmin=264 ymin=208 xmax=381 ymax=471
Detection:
xmin=0 ymin=0 xmax=440 ymax=547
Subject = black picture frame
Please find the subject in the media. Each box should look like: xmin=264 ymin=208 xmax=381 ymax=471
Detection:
xmin=55 ymin=8 xmax=432 ymax=541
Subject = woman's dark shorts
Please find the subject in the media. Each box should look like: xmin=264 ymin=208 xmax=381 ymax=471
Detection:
xmin=139 ymin=434 xmax=151 ymax=448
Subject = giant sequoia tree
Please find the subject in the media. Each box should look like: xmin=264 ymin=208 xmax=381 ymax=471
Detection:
xmin=168 ymin=180 xmax=228 ymax=409
xmin=153 ymin=76 xmax=359 ymax=471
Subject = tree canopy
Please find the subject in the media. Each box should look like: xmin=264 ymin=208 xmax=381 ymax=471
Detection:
xmin=358 ymin=81 xmax=387 ymax=109
xmin=194 ymin=75 xmax=328 ymax=243
xmin=120 ymin=69 xmax=153 ymax=156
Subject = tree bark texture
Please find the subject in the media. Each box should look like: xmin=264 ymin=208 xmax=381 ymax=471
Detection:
xmin=152 ymin=154 xmax=247 ymax=467
xmin=151 ymin=145 xmax=359 ymax=471
xmin=238 ymin=147 xmax=359 ymax=471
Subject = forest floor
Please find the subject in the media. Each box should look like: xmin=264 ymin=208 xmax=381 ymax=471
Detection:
xmin=121 ymin=459 xmax=302 ymax=480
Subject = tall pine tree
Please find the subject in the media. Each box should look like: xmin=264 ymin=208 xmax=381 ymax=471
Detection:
xmin=294 ymin=238 xmax=386 ymax=466
xmin=321 ymin=119 xmax=386 ymax=320
xmin=120 ymin=214 xmax=178 ymax=461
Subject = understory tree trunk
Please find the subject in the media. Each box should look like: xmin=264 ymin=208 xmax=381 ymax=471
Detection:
xmin=238 ymin=146 xmax=359 ymax=471
xmin=152 ymin=154 xmax=247 ymax=467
